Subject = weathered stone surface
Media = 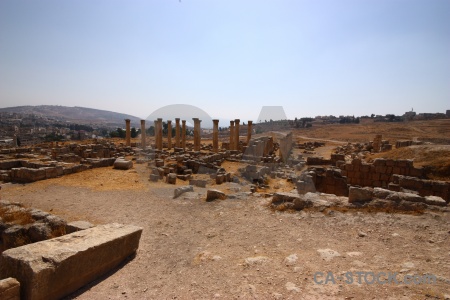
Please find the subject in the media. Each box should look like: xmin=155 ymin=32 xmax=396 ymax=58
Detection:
xmin=27 ymin=223 xmax=51 ymax=243
xmin=149 ymin=174 xmax=160 ymax=182
xmin=372 ymin=187 xmax=391 ymax=199
xmin=271 ymin=192 xmax=300 ymax=204
xmin=173 ymin=185 xmax=194 ymax=198
xmin=272 ymin=192 xmax=314 ymax=210
xmin=348 ymin=186 xmax=373 ymax=203
xmin=0 ymin=223 xmax=143 ymax=300
xmin=189 ymin=179 xmax=207 ymax=188
xmin=65 ymin=221 xmax=95 ymax=234
xmin=296 ymin=175 xmax=316 ymax=194
xmin=0 ymin=277 xmax=20 ymax=300
xmin=166 ymin=173 xmax=177 ymax=184
xmin=113 ymin=158 xmax=133 ymax=170
xmin=28 ymin=209 xmax=49 ymax=221
xmin=424 ymin=195 xmax=447 ymax=207
xmin=2 ymin=225 xmax=29 ymax=250
xmin=206 ymin=189 xmax=226 ymax=201
xmin=44 ymin=215 xmax=67 ymax=237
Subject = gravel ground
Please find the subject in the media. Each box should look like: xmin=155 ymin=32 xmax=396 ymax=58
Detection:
xmin=1 ymin=164 xmax=449 ymax=300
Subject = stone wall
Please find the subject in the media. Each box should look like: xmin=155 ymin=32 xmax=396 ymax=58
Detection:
xmin=0 ymin=201 xmax=94 ymax=252
xmin=395 ymin=140 xmax=423 ymax=148
xmin=303 ymin=167 xmax=349 ymax=196
xmin=340 ymin=158 xmax=424 ymax=188
xmin=391 ymin=175 xmax=449 ymax=201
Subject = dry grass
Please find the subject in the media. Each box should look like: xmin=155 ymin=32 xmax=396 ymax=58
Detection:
xmin=293 ymin=119 xmax=450 ymax=143
xmin=368 ymin=145 xmax=450 ymax=180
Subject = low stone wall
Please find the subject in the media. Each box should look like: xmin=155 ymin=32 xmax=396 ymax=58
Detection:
xmin=340 ymin=158 xmax=424 ymax=188
xmin=0 ymin=201 xmax=94 ymax=252
xmin=304 ymin=168 xmax=349 ymax=196
xmin=395 ymin=140 xmax=423 ymax=148
xmin=349 ymin=186 xmax=447 ymax=207
xmin=391 ymin=175 xmax=449 ymax=202
xmin=306 ymin=156 xmax=332 ymax=165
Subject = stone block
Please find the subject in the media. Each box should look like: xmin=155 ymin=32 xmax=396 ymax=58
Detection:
xmin=173 ymin=185 xmax=194 ymax=198
xmin=65 ymin=221 xmax=94 ymax=234
xmin=206 ymin=189 xmax=226 ymax=201
xmin=27 ymin=223 xmax=52 ymax=243
xmin=149 ymin=174 xmax=160 ymax=182
xmin=424 ymin=196 xmax=447 ymax=207
xmin=373 ymin=158 xmax=386 ymax=166
xmin=176 ymin=174 xmax=191 ymax=181
xmin=0 ymin=223 xmax=142 ymax=300
xmin=348 ymin=186 xmax=373 ymax=203
xmin=388 ymin=183 xmax=401 ymax=191
xmin=0 ymin=277 xmax=20 ymax=300
xmin=166 ymin=173 xmax=177 ymax=184
xmin=113 ymin=159 xmax=133 ymax=170
xmin=189 ymin=179 xmax=207 ymax=188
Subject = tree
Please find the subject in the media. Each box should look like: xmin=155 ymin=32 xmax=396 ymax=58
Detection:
xmin=116 ymin=128 xmax=126 ymax=138
xmin=131 ymin=127 xmax=137 ymax=138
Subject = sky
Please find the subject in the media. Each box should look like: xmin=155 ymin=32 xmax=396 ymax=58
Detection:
xmin=0 ymin=0 xmax=449 ymax=122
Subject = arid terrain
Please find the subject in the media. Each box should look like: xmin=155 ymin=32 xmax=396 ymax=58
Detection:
xmin=1 ymin=119 xmax=450 ymax=299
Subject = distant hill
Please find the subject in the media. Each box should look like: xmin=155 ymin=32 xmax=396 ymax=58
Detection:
xmin=0 ymin=105 xmax=141 ymax=127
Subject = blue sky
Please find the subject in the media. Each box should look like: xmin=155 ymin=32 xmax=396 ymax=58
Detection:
xmin=0 ymin=0 xmax=449 ymax=121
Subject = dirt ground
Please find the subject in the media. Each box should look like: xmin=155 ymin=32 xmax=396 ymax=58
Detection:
xmin=1 ymin=120 xmax=450 ymax=299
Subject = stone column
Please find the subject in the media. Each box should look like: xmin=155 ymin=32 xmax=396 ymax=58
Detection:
xmin=212 ymin=119 xmax=219 ymax=153
xmin=234 ymin=119 xmax=240 ymax=151
xmin=247 ymin=121 xmax=253 ymax=144
xmin=125 ymin=119 xmax=131 ymax=146
xmin=140 ymin=120 xmax=146 ymax=150
xmin=181 ymin=120 xmax=186 ymax=150
xmin=229 ymin=121 xmax=235 ymax=150
xmin=157 ymin=118 xmax=163 ymax=150
xmin=154 ymin=120 xmax=158 ymax=149
xmin=175 ymin=118 xmax=180 ymax=148
xmin=167 ymin=120 xmax=172 ymax=150
xmin=193 ymin=118 xmax=201 ymax=151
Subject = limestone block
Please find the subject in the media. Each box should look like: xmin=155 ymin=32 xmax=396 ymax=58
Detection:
xmin=149 ymin=174 xmax=160 ymax=182
xmin=166 ymin=173 xmax=177 ymax=184
xmin=173 ymin=185 xmax=194 ymax=198
xmin=113 ymin=159 xmax=133 ymax=170
xmin=206 ymin=189 xmax=226 ymax=201
xmin=0 ymin=223 xmax=142 ymax=300
xmin=0 ymin=277 xmax=20 ymax=300
xmin=2 ymin=225 xmax=29 ymax=250
xmin=189 ymin=179 xmax=207 ymax=188
xmin=27 ymin=223 xmax=52 ymax=243
xmin=424 ymin=196 xmax=447 ymax=207
xmin=348 ymin=186 xmax=373 ymax=203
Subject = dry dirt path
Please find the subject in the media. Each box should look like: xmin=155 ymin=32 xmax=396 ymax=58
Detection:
xmin=1 ymin=165 xmax=449 ymax=299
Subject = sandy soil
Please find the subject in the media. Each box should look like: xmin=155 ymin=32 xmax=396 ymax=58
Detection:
xmin=2 ymin=161 xmax=449 ymax=299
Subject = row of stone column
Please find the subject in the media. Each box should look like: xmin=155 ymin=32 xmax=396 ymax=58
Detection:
xmin=125 ymin=118 xmax=253 ymax=153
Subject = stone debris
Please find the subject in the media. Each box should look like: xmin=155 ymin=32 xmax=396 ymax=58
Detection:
xmin=206 ymin=189 xmax=226 ymax=201
xmin=173 ymin=185 xmax=194 ymax=199
xmin=317 ymin=249 xmax=341 ymax=261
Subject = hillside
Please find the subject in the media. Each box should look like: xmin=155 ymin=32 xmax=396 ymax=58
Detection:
xmin=0 ymin=105 xmax=141 ymax=126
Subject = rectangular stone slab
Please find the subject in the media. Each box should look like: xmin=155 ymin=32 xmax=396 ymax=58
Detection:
xmin=0 ymin=223 xmax=143 ymax=300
